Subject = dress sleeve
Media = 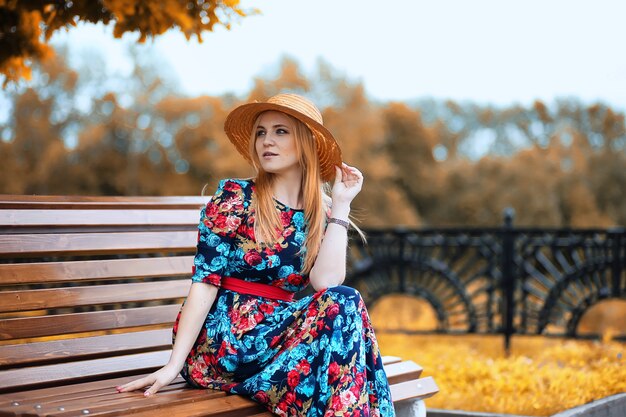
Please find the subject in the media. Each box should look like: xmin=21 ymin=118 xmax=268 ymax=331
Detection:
xmin=191 ymin=179 xmax=245 ymax=287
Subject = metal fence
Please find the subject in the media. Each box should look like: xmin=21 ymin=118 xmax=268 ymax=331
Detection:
xmin=345 ymin=210 xmax=626 ymax=351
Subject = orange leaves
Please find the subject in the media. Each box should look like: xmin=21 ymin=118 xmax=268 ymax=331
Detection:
xmin=371 ymin=299 xmax=626 ymax=415
xmin=0 ymin=1 xmax=256 ymax=84
xmin=376 ymin=333 xmax=625 ymax=416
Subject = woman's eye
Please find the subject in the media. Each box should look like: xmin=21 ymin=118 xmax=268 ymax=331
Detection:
xmin=256 ymin=130 xmax=266 ymax=137
xmin=276 ymin=128 xmax=288 ymax=134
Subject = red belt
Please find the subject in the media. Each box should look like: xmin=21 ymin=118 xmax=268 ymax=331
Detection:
xmin=221 ymin=277 xmax=294 ymax=302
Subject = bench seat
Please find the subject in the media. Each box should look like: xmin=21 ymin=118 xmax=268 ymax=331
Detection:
xmin=0 ymin=195 xmax=438 ymax=416
xmin=0 ymin=356 xmax=438 ymax=416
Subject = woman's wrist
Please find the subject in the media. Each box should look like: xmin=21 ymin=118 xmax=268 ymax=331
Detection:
xmin=330 ymin=203 xmax=350 ymax=220
xmin=166 ymin=356 xmax=186 ymax=372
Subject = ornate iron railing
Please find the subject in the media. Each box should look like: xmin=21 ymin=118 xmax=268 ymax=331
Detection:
xmin=346 ymin=210 xmax=626 ymax=350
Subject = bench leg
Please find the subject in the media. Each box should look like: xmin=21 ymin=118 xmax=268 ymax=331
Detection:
xmin=395 ymin=399 xmax=427 ymax=417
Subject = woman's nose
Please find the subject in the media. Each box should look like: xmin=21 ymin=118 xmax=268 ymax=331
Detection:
xmin=262 ymin=132 xmax=276 ymax=145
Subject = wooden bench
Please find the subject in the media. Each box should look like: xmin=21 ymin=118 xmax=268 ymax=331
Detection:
xmin=0 ymin=194 xmax=438 ymax=416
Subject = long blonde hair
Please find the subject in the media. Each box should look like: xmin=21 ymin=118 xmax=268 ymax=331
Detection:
xmin=248 ymin=112 xmax=365 ymax=274
xmin=248 ymin=113 xmax=322 ymax=273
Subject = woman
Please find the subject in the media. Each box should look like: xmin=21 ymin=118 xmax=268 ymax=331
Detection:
xmin=117 ymin=93 xmax=395 ymax=417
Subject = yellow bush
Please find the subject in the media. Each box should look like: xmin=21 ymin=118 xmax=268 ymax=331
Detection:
xmin=377 ymin=333 xmax=625 ymax=416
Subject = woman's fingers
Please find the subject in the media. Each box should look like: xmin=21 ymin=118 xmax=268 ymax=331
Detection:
xmin=143 ymin=379 xmax=164 ymax=397
xmin=116 ymin=377 xmax=160 ymax=396
xmin=116 ymin=375 xmax=153 ymax=393
xmin=335 ymin=165 xmax=343 ymax=185
xmin=333 ymin=163 xmax=363 ymax=205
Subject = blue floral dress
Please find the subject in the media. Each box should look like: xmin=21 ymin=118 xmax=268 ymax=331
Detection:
xmin=173 ymin=178 xmax=395 ymax=417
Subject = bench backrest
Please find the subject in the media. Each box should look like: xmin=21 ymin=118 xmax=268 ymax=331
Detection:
xmin=0 ymin=195 xmax=209 ymax=393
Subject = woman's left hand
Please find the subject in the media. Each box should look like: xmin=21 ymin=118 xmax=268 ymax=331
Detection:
xmin=331 ymin=162 xmax=364 ymax=206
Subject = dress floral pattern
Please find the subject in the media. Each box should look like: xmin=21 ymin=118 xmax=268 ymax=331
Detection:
xmin=173 ymin=178 xmax=395 ymax=417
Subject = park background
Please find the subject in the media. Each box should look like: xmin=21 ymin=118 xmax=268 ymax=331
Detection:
xmin=1 ymin=0 xmax=625 ymax=415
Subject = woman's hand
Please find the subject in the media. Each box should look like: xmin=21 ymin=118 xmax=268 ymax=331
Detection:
xmin=117 ymin=283 xmax=217 ymax=396
xmin=331 ymin=162 xmax=364 ymax=206
xmin=116 ymin=363 xmax=181 ymax=397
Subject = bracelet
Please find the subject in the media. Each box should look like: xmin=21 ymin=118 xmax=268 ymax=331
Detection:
xmin=328 ymin=217 xmax=350 ymax=230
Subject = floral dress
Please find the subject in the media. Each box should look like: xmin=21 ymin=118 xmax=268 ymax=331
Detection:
xmin=173 ymin=178 xmax=395 ymax=417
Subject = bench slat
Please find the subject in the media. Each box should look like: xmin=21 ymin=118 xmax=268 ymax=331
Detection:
xmin=381 ymin=355 xmax=402 ymax=365
xmin=0 ymin=280 xmax=190 ymax=313
xmin=0 ymin=304 xmax=180 ymax=340
xmin=384 ymin=360 xmax=423 ymax=384
xmin=40 ymin=391 xmax=263 ymax=417
xmin=0 ymin=231 xmax=197 ymax=256
xmin=0 ymin=380 xmax=198 ymax=413
xmin=0 ymin=256 xmax=193 ymax=285
xmin=0 ymin=329 xmax=172 ymax=367
xmin=390 ymin=376 xmax=439 ymax=402
xmin=58 ymin=388 xmax=226 ymax=417
xmin=0 ymin=373 xmax=183 ymax=405
xmin=110 ymin=395 xmax=265 ymax=417
xmin=0 ymin=194 xmax=208 ymax=209
xmin=2 ymin=383 xmax=210 ymax=416
xmin=0 ymin=210 xmax=199 ymax=227
xmin=0 ymin=351 xmax=172 ymax=393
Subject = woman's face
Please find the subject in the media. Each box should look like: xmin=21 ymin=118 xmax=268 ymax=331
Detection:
xmin=255 ymin=111 xmax=301 ymax=178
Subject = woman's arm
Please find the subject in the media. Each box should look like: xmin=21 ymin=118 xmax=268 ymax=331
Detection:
xmin=309 ymin=163 xmax=363 ymax=291
xmin=116 ymin=282 xmax=218 ymax=396
xmin=117 ymin=180 xmax=242 ymax=395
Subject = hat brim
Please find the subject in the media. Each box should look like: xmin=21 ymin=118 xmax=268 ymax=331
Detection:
xmin=224 ymin=102 xmax=342 ymax=182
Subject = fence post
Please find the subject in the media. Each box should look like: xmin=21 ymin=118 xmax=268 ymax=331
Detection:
xmin=501 ymin=207 xmax=516 ymax=355
xmin=609 ymin=227 xmax=625 ymax=298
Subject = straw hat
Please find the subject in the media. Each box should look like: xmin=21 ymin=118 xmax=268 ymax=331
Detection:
xmin=224 ymin=93 xmax=342 ymax=182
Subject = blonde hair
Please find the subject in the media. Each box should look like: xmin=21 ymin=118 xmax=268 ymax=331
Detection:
xmin=248 ymin=112 xmax=365 ymax=274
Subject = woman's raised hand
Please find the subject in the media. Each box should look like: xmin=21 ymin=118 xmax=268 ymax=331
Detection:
xmin=332 ymin=162 xmax=363 ymax=206
xmin=116 ymin=363 xmax=181 ymax=396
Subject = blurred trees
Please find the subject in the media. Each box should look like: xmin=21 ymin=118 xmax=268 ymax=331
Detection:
xmin=0 ymin=0 xmax=253 ymax=85
xmin=1 ymin=50 xmax=625 ymax=228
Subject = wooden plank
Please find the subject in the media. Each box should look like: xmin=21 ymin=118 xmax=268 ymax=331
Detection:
xmin=390 ymin=376 xmax=439 ymax=402
xmin=0 ymin=373 xmax=177 ymax=404
xmin=381 ymin=355 xmax=402 ymax=365
xmin=0 ymin=381 xmax=197 ymax=416
xmin=384 ymin=361 xmax=423 ymax=384
xmin=0 ymin=351 xmax=172 ymax=392
xmin=1 ymin=382 xmax=253 ymax=417
xmin=0 ymin=304 xmax=181 ymax=340
xmin=45 ymin=388 xmax=225 ymax=417
xmin=0 ymin=195 xmax=209 ymax=210
xmin=91 ymin=394 xmax=266 ymax=417
xmin=0 ymin=195 xmax=207 ymax=203
xmin=0 ymin=210 xmax=199 ymax=227
xmin=0 ymin=280 xmax=190 ymax=313
xmin=0 ymin=231 xmax=197 ymax=256
xmin=0 ymin=329 xmax=172 ymax=367
xmin=24 ymin=383 xmax=215 ymax=415
xmin=0 ymin=256 xmax=193 ymax=285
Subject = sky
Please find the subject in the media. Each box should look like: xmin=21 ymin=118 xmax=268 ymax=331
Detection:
xmin=28 ymin=0 xmax=626 ymax=111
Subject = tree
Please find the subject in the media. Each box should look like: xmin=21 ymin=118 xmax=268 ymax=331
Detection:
xmin=2 ymin=49 xmax=624 ymax=228
xmin=0 ymin=0 xmax=254 ymax=85
xmin=383 ymin=101 xmax=440 ymax=224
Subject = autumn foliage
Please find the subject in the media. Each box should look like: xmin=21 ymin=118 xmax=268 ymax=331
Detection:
xmin=1 ymin=52 xmax=624 ymax=229
xmin=0 ymin=0 xmax=252 ymax=85
xmin=370 ymin=297 xmax=626 ymax=416
xmin=376 ymin=332 xmax=625 ymax=416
